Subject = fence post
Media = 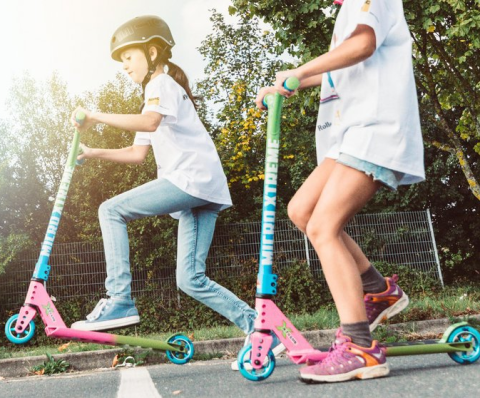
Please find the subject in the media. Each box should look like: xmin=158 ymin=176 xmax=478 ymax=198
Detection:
xmin=304 ymin=234 xmax=311 ymax=268
xmin=177 ymin=289 xmax=181 ymax=307
xmin=426 ymin=208 xmax=444 ymax=288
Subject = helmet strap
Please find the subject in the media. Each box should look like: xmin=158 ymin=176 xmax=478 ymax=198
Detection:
xmin=141 ymin=44 xmax=168 ymax=95
xmin=139 ymin=44 xmax=169 ymax=113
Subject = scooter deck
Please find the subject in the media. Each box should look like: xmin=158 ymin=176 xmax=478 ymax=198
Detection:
xmin=384 ymin=340 xmax=473 ymax=356
xmin=50 ymin=327 xmax=187 ymax=352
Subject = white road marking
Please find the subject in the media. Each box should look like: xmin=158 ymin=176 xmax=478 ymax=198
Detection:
xmin=117 ymin=367 xmax=162 ymax=398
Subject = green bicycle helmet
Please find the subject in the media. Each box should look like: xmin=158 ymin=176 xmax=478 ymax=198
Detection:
xmin=110 ymin=15 xmax=176 ymax=99
xmin=110 ymin=15 xmax=175 ymax=61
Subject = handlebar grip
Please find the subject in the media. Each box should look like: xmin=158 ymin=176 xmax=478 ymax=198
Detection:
xmin=75 ymin=111 xmax=86 ymax=165
xmin=76 ymin=111 xmax=86 ymax=126
xmin=262 ymin=94 xmax=274 ymax=108
xmin=75 ymin=149 xmax=85 ymax=166
xmin=262 ymin=77 xmax=300 ymax=107
xmin=283 ymin=77 xmax=300 ymax=92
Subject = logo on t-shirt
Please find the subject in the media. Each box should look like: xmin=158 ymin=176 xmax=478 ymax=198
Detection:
xmin=361 ymin=0 xmax=371 ymax=12
xmin=147 ymin=97 xmax=160 ymax=106
xmin=317 ymin=121 xmax=332 ymax=132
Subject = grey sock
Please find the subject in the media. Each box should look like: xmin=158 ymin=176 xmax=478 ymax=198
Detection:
xmin=361 ymin=264 xmax=387 ymax=294
xmin=341 ymin=321 xmax=372 ymax=347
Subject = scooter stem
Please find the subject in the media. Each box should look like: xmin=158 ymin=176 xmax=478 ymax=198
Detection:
xmin=33 ymin=114 xmax=84 ymax=281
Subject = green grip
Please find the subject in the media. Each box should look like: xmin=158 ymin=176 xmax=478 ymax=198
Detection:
xmin=75 ymin=111 xmax=86 ymax=126
xmin=283 ymin=77 xmax=300 ymax=91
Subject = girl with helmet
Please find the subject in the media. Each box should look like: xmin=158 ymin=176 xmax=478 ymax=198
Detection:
xmin=69 ymin=15 xmax=258 ymax=335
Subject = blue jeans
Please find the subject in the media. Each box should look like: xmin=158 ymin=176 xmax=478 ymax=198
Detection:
xmin=98 ymin=178 xmax=256 ymax=334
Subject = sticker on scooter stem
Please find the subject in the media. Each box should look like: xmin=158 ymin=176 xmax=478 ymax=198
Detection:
xmin=261 ymin=139 xmax=279 ymax=267
xmin=41 ymin=302 xmax=56 ymax=322
xmin=276 ymin=321 xmax=298 ymax=345
xmin=39 ymin=165 xmax=74 ymax=258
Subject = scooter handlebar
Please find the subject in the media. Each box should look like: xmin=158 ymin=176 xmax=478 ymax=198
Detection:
xmin=262 ymin=77 xmax=300 ymax=107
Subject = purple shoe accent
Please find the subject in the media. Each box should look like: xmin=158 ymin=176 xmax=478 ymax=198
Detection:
xmin=300 ymin=329 xmax=389 ymax=383
xmin=364 ymin=275 xmax=409 ymax=331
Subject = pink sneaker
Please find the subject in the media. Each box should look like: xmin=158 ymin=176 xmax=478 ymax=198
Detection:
xmin=365 ymin=274 xmax=409 ymax=331
xmin=300 ymin=329 xmax=389 ymax=383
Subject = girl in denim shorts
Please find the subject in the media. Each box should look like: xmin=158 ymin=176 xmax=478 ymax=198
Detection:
xmin=256 ymin=0 xmax=425 ymax=383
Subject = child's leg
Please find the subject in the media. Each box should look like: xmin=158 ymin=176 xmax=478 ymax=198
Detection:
xmin=305 ymin=162 xmax=381 ymax=328
xmin=289 ymin=159 xmax=408 ymax=339
xmin=288 ymin=160 xmax=385 ymax=292
xmin=176 ymin=205 xmax=256 ymax=334
xmin=299 ymin=163 xmax=390 ymax=383
xmin=71 ymin=179 xmax=211 ymax=331
xmin=99 ymin=179 xmax=209 ymax=299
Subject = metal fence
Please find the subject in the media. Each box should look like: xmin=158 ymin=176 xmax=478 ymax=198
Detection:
xmin=0 ymin=210 xmax=442 ymax=310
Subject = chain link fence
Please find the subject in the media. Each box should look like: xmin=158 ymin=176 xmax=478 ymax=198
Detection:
xmin=0 ymin=210 xmax=442 ymax=311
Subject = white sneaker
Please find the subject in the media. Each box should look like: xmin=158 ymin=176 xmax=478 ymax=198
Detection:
xmin=70 ymin=297 xmax=140 ymax=331
xmin=231 ymin=334 xmax=286 ymax=371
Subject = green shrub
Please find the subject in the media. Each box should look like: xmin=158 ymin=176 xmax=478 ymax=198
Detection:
xmin=371 ymin=261 xmax=440 ymax=296
xmin=30 ymin=353 xmax=70 ymax=375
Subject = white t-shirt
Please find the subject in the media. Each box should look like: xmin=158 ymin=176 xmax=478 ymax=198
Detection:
xmin=316 ymin=0 xmax=425 ymax=185
xmin=134 ymin=74 xmax=232 ymax=217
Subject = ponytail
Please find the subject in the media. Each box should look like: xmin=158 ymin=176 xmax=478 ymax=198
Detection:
xmin=166 ymin=61 xmax=198 ymax=109
xmin=145 ymin=42 xmax=198 ymax=109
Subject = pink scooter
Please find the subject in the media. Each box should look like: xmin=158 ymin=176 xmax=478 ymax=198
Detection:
xmin=235 ymin=78 xmax=480 ymax=381
xmin=235 ymin=78 xmax=329 ymax=381
xmin=5 ymin=112 xmax=194 ymax=365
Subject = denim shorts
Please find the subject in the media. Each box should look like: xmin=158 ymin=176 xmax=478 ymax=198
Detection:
xmin=336 ymin=153 xmax=404 ymax=190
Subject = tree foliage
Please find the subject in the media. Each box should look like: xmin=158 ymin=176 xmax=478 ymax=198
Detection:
xmin=229 ymin=0 xmax=480 ymax=280
xmin=196 ymin=11 xmax=318 ymax=222
xmin=0 ymin=72 xmax=178 ymax=275
xmin=231 ymin=0 xmax=480 ymax=199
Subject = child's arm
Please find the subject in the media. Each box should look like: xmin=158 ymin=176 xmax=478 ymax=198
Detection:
xmin=77 ymin=143 xmax=150 ymax=165
xmin=71 ymin=107 xmax=162 ymax=133
xmin=276 ymin=24 xmax=376 ymax=94
xmin=256 ymin=24 xmax=375 ymax=109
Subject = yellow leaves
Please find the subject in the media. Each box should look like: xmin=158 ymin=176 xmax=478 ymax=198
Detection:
xmin=232 ymin=81 xmax=246 ymax=96
xmin=283 ymin=154 xmax=295 ymax=159
xmin=58 ymin=342 xmax=71 ymax=352
xmin=427 ymin=25 xmax=435 ymax=33
xmin=246 ymin=175 xmax=260 ymax=182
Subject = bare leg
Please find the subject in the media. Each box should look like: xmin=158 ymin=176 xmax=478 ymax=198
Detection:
xmin=288 ymin=159 xmax=372 ymax=276
xmin=301 ymin=162 xmax=381 ymax=324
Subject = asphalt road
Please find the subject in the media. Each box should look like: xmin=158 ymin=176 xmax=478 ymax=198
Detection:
xmin=1 ymin=353 xmax=479 ymax=398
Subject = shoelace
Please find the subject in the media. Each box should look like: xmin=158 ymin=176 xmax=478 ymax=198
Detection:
xmin=323 ymin=338 xmax=350 ymax=367
xmin=86 ymin=298 xmax=110 ymax=321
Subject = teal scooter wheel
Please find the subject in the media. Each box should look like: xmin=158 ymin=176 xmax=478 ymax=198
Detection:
xmin=5 ymin=314 xmax=36 ymax=344
xmin=446 ymin=325 xmax=480 ymax=364
xmin=237 ymin=344 xmax=276 ymax=381
xmin=165 ymin=334 xmax=194 ymax=365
